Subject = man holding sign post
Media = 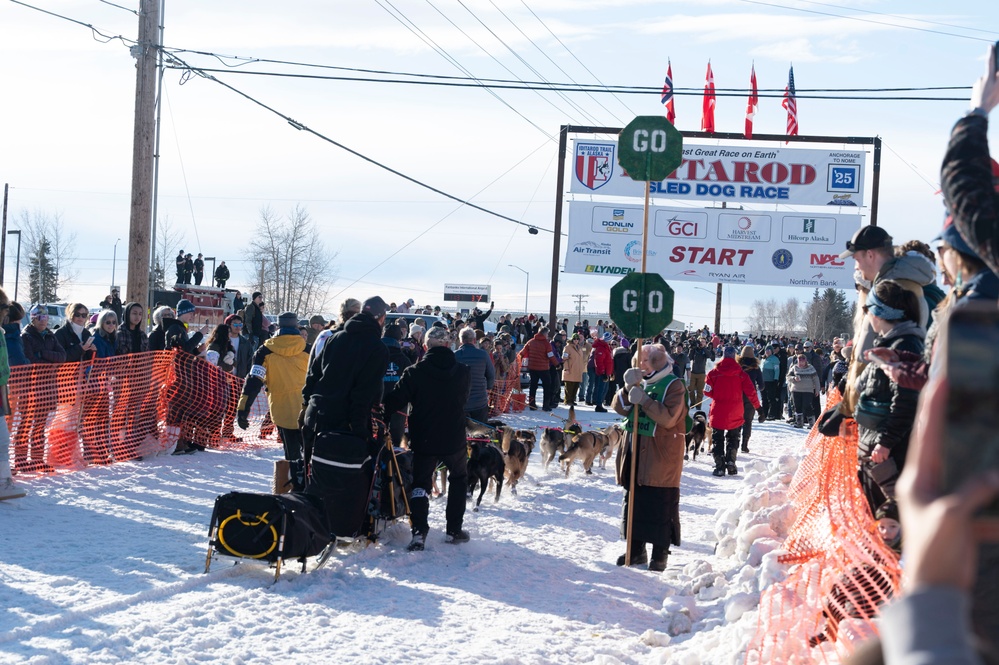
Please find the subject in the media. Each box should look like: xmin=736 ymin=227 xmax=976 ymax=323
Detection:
xmin=609 ymin=116 xmax=686 ymax=570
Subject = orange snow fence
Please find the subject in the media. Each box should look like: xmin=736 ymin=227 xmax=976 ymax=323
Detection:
xmin=488 ymin=350 xmax=525 ymax=418
xmin=747 ymin=388 xmax=902 ymax=663
xmin=10 ymin=350 xmax=274 ymax=475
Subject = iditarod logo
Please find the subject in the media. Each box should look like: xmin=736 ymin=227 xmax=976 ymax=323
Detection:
xmin=575 ymin=143 xmax=615 ymax=190
xmin=572 ymin=241 xmax=612 ymax=256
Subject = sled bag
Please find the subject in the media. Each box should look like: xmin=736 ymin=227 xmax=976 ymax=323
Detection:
xmin=209 ymin=491 xmax=332 ymax=563
xmin=307 ymin=432 xmax=374 ymax=538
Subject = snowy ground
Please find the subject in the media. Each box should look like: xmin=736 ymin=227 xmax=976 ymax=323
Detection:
xmin=1 ymin=400 xmax=810 ymax=665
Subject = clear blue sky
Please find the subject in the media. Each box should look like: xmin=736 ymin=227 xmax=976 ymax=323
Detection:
xmin=2 ymin=0 xmax=997 ymax=329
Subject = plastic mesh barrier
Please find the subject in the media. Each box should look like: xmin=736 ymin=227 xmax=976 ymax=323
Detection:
xmin=488 ymin=350 xmax=524 ymax=417
xmin=747 ymin=388 xmax=902 ymax=664
xmin=10 ymin=350 xmax=275 ymax=475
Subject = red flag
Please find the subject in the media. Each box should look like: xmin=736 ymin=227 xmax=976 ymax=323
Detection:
xmin=701 ymin=62 xmax=715 ymax=133
xmin=782 ymin=65 xmax=798 ymax=140
xmin=661 ymin=60 xmax=675 ymax=125
xmin=745 ymin=64 xmax=758 ymax=139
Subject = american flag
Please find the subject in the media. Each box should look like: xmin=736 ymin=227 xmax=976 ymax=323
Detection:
xmin=745 ymin=64 xmax=758 ymax=139
xmin=661 ymin=60 xmax=676 ymax=125
xmin=701 ymin=62 xmax=715 ymax=133
xmin=782 ymin=65 xmax=798 ymax=139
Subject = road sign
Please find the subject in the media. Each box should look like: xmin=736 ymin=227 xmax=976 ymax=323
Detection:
xmin=609 ymin=272 xmax=674 ymax=339
xmin=617 ymin=116 xmax=683 ymax=182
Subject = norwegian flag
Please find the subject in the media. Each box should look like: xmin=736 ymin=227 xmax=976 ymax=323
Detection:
xmin=701 ymin=62 xmax=716 ymax=133
xmin=661 ymin=60 xmax=676 ymax=125
xmin=782 ymin=65 xmax=798 ymax=139
xmin=745 ymin=64 xmax=758 ymax=139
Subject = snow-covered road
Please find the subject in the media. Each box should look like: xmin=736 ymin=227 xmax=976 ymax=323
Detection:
xmin=1 ymin=404 xmax=809 ymax=665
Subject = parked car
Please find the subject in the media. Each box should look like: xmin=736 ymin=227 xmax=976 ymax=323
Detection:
xmin=24 ymin=303 xmax=69 ymax=331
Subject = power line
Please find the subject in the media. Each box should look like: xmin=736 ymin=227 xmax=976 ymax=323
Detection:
xmin=159 ymin=66 xmax=970 ymax=101
xmin=163 ymin=52 xmax=555 ymax=235
xmin=96 ymin=0 xmax=138 ymax=15
xmin=10 ymin=0 xmax=136 ymax=45
xmin=372 ymin=0 xmax=554 ymax=141
xmin=785 ymin=0 xmax=999 ymax=37
xmin=737 ymin=0 xmax=996 ymax=42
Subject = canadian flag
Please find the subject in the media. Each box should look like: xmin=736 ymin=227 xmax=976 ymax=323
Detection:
xmin=745 ymin=64 xmax=758 ymax=139
xmin=701 ymin=62 xmax=716 ymax=133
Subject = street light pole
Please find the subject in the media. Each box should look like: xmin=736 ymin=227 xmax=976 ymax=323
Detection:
xmin=111 ymin=238 xmax=121 ymax=291
xmin=508 ymin=264 xmax=529 ymax=315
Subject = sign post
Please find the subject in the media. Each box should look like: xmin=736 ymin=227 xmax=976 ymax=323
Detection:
xmin=615 ymin=116 xmax=682 ymax=566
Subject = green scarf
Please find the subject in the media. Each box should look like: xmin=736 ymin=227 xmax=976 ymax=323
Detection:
xmin=623 ymin=374 xmax=692 ymax=435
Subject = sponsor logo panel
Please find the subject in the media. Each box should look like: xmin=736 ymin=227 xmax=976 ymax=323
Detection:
xmin=717 ymin=213 xmax=772 ymax=242
xmin=781 ymin=216 xmax=838 ymax=245
xmin=653 ymin=211 xmax=708 ymax=239
xmin=591 ymin=206 xmax=642 ymax=235
xmin=574 ymin=143 xmax=615 ymax=190
xmin=772 ymin=249 xmax=793 ymax=269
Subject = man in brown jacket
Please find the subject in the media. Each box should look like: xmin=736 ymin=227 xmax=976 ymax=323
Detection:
xmin=612 ymin=344 xmax=688 ymax=572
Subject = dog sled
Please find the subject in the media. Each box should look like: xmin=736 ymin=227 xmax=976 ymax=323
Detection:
xmin=205 ymin=432 xmax=412 ymax=582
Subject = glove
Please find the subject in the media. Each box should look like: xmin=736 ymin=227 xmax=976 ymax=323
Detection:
xmin=623 ymin=367 xmax=644 ymax=389
xmin=817 ymin=405 xmax=845 ymax=437
xmin=237 ymin=411 xmax=249 ymax=430
xmin=223 ymin=351 xmax=235 ymax=365
xmin=628 ymin=385 xmax=650 ymax=406
xmin=298 ymin=406 xmax=307 ymax=431
xmin=757 ymin=407 xmax=766 ymax=423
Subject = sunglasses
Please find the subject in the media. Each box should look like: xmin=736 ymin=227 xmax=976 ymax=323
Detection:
xmin=231 ymin=322 xmax=243 ymax=328
xmin=73 ymin=312 xmax=88 ymax=319
xmin=104 ymin=319 xmax=117 ymax=325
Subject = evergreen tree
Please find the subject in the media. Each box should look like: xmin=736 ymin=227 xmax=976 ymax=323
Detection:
xmin=28 ymin=236 xmax=58 ymax=304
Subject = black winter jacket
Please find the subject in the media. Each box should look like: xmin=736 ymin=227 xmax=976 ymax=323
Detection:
xmin=54 ymin=322 xmax=92 ymax=362
xmin=21 ymin=325 xmax=67 ymax=364
xmin=690 ymin=345 xmax=714 ymax=374
xmin=162 ymin=317 xmax=203 ymax=354
xmin=853 ymin=321 xmax=925 ymax=461
xmin=383 ymin=346 xmax=470 ymax=456
xmin=942 ymin=114 xmax=999 ymax=277
xmin=303 ymin=312 xmax=389 ymax=438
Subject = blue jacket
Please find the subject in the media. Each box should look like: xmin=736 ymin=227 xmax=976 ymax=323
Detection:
xmin=454 ymin=343 xmax=495 ymax=412
xmin=4 ymin=323 xmax=30 ymax=366
xmin=92 ymin=332 xmax=116 ymax=359
xmin=762 ymin=355 xmax=780 ymax=382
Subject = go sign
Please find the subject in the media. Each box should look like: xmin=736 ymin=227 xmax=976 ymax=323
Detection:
xmin=609 ymin=272 xmax=674 ymax=339
xmin=617 ymin=116 xmax=683 ymax=183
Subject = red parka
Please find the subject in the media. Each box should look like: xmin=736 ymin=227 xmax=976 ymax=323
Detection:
xmin=590 ymin=338 xmax=614 ymax=377
xmin=523 ymin=333 xmax=557 ymax=371
xmin=704 ymin=357 xmax=761 ymax=430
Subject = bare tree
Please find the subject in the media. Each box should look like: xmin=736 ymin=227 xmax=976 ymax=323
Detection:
xmin=744 ymin=298 xmax=780 ymax=335
xmin=247 ymin=205 xmax=338 ymax=315
xmin=778 ymin=297 xmax=803 ymax=335
xmin=150 ymin=215 xmax=187 ymax=290
xmin=16 ymin=210 xmax=78 ymax=302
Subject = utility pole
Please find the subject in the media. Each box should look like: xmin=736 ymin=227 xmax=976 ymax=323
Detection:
xmin=0 ymin=183 xmax=8 ymax=285
xmin=126 ymin=0 xmax=159 ymax=309
xmin=571 ymin=293 xmax=588 ymax=328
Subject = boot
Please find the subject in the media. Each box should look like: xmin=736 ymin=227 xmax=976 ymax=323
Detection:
xmin=616 ymin=542 xmax=648 ymax=566
xmin=807 ymin=416 xmax=816 ymax=427
xmin=794 ymin=414 xmax=804 ymax=429
xmin=649 ymin=546 xmax=669 ymax=572
xmin=727 ymin=462 xmax=738 ymax=475
xmin=712 ymin=455 xmax=726 ymax=476
xmin=594 ymin=405 xmax=608 ymax=413
xmin=741 ymin=437 xmax=749 ymax=454
xmin=407 ymin=530 xmax=427 ymax=552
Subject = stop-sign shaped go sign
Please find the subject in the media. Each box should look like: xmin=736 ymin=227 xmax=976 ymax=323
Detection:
xmin=609 ymin=272 xmax=674 ymax=339
xmin=617 ymin=116 xmax=683 ymax=182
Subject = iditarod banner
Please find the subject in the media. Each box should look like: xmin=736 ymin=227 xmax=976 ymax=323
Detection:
xmin=570 ymin=140 xmax=866 ymax=208
xmin=564 ymin=201 xmax=863 ymax=288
